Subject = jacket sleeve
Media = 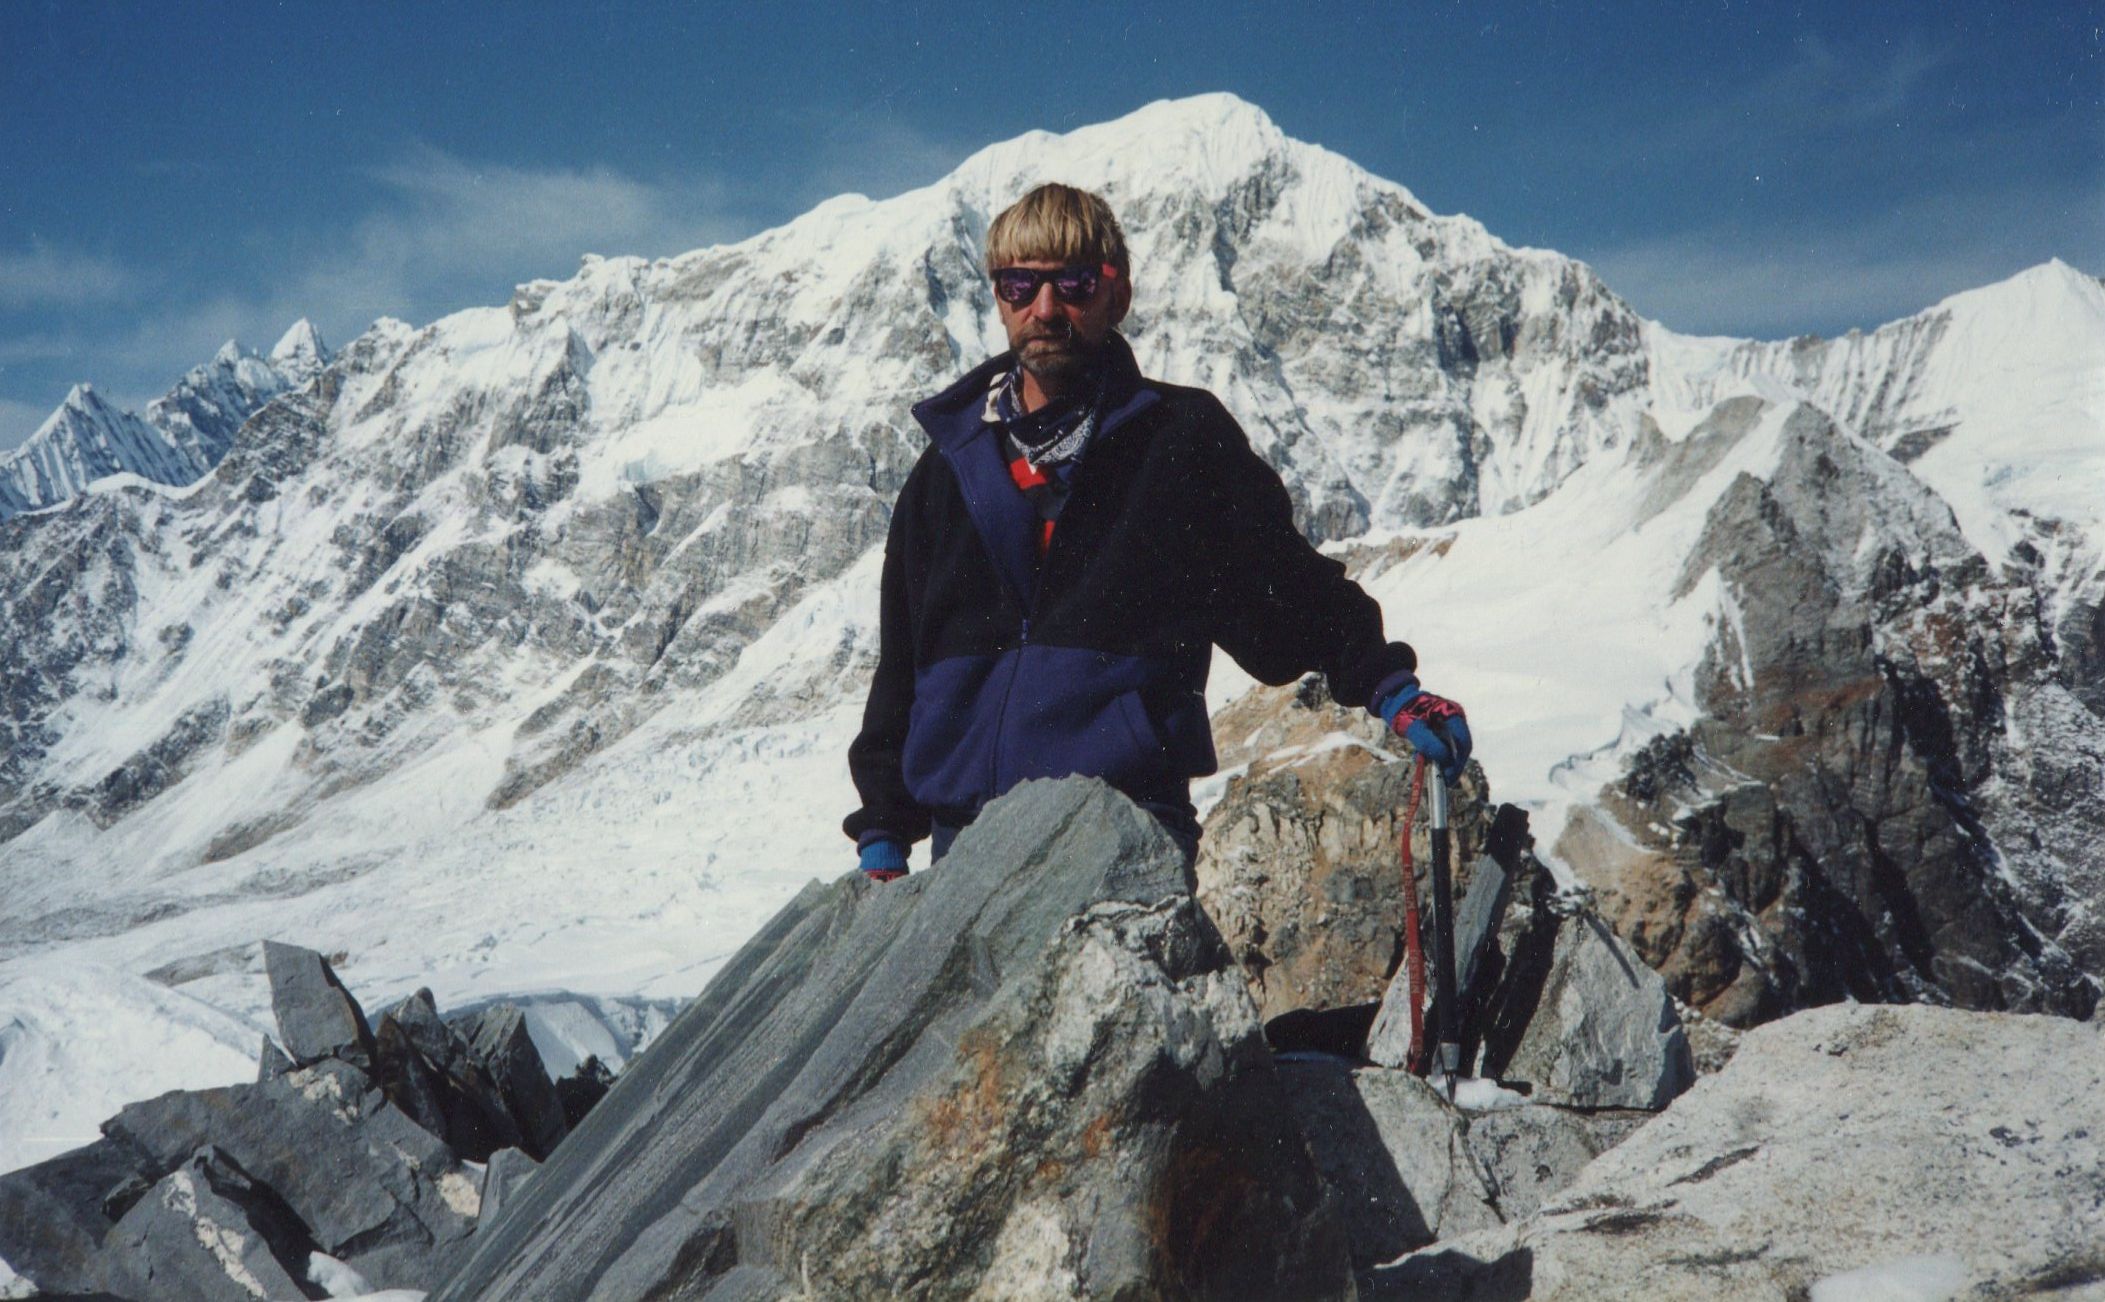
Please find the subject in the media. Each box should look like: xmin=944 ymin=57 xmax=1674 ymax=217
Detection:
xmin=843 ymin=468 xmax=933 ymax=846
xmin=1199 ymin=396 xmax=1416 ymax=709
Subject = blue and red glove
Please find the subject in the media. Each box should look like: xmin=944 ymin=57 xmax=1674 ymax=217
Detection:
xmin=858 ymin=837 xmax=908 ymax=883
xmin=1375 ymin=677 xmax=1472 ymax=783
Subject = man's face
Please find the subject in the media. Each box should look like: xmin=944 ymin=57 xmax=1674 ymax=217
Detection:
xmin=994 ymin=258 xmax=1132 ymax=390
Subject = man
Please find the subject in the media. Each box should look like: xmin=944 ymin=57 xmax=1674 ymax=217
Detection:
xmin=845 ymin=184 xmax=1469 ymax=879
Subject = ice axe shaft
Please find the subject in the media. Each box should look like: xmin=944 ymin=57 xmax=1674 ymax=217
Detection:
xmin=1428 ymin=774 xmax=1460 ymax=1099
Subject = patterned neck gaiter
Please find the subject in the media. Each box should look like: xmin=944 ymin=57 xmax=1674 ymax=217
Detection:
xmin=985 ymin=366 xmax=1107 ymax=469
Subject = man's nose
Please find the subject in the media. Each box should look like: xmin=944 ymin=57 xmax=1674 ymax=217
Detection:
xmin=1026 ymin=284 xmax=1062 ymax=319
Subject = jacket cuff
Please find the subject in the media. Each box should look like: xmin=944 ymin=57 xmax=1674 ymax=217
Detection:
xmin=1368 ymin=668 xmax=1422 ymax=718
xmin=858 ymin=838 xmax=908 ymax=872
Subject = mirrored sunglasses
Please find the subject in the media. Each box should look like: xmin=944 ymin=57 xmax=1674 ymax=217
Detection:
xmin=991 ymin=263 xmax=1118 ymax=307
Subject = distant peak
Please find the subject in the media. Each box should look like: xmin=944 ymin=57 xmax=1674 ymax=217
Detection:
xmin=28 ymin=383 xmax=122 ymax=443
xmin=212 ymin=339 xmax=246 ymax=365
xmin=1924 ymin=257 xmax=2105 ymax=325
xmin=270 ymin=318 xmax=329 ymax=372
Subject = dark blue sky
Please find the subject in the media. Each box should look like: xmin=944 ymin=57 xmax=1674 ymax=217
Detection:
xmin=3 ymin=0 xmax=2099 ymax=448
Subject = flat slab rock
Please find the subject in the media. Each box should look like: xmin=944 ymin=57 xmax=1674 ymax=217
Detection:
xmin=1279 ymin=1061 xmax=1645 ymax=1274
xmin=1371 ymin=1003 xmax=2105 ymax=1300
xmin=437 ymin=777 xmax=1355 ymax=1301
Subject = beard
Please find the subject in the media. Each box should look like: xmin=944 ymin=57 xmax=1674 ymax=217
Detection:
xmin=1014 ymin=319 xmax=1104 ymax=392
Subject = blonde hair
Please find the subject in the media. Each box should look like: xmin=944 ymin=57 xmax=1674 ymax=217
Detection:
xmin=984 ymin=184 xmax=1130 ymax=279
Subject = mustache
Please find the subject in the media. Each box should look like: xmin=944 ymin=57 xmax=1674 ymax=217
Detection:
xmin=1019 ymin=320 xmax=1075 ymax=344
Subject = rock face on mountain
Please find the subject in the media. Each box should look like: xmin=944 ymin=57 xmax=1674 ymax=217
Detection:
xmin=1376 ymin=1003 xmax=2105 ymax=1300
xmin=438 ymin=778 xmax=1356 ymax=1301
xmin=1557 ymin=401 xmax=2099 ymax=1025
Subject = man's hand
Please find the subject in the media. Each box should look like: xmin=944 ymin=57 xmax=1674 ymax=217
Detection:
xmin=1376 ymin=678 xmax=1472 ymax=783
xmin=859 ymin=838 xmax=908 ymax=883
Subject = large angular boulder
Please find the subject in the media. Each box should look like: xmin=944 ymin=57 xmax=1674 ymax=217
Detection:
xmin=437 ymin=778 xmax=1355 ymax=1301
xmin=453 ymin=1004 xmax=567 ymax=1160
xmin=1373 ymin=1004 xmax=2105 ymax=1299
xmin=1472 ymin=908 xmax=1695 ymax=1109
xmin=101 ymin=1058 xmax=479 ymax=1290
xmin=95 ymin=1148 xmax=320 ymax=1302
xmin=262 ymin=941 xmax=376 ymax=1070
xmin=475 ymin=1147 xmax=539 ymax=1227
xmin=0 ymin=1137 xmax=154 ymax=1296
xmin=1195 ymin=680 xmax=1494 ymax=1021
xmin=1278 ymin=1060 xmax=1502 ymax=1266
xmin=371 ymin=988 xmax=534 ymax=1161
xmin=1364 ymin=874 xmax=1694 ymax=1112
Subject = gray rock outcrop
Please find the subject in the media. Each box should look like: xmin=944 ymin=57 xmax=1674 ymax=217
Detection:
xmin=95 ymin=1148 xmax=320 ymax=1302
xmin=1374 ymin=1003 xmax=2105 ymax=1299
xmin=1471 ymin=910 xmax=1694 ymax=1110
xmin=1195 ymin=679 xmax=1494 ymax=1021
xmin=1560 ymin=403 xmax=2101 ymax=1026
xmin=262 ymin=939 xmax=375 ymax=1069
xmin=476 ymin=1147 xmax=539 ymax=1227
xmin=438 ymin=778 xmax=1356 ymax=1301
xmin=455 ymin=1004 xmax=568 ymax=1160
xmin=1280 ymin=1060 xmax=1647 ymax=1278
xmin=101 ymin=1058 xmax=480 ymax=1289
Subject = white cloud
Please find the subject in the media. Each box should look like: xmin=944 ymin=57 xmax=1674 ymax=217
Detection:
xmin=0 ymin=243 xmax=136 ymax=311
xmin=794 ymin=112 xmax=971 ymax=206
xmin=275 ymin=144 xmax=745 ymax=339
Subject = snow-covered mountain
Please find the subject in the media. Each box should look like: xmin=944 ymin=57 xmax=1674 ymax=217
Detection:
xmin=0 ymin=93 xmax=2098 ymax=1173
xmin=0 ymin=320 xmax=329 ymax=519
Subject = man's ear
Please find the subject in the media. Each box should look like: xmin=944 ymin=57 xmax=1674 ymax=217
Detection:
xmin=1109 ymin=274 xmax=1133 ymax=326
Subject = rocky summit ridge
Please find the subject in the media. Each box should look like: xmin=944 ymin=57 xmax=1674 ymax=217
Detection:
xmin=5 ymin=780 xmax=2093 ymax=1299
xmin=0 ymin=92 xmax=2098 ymax=1189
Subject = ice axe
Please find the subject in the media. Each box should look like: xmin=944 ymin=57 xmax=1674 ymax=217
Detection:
xmin=1382 ymin=759 xmax=1525 ymax=1098
xmin=1427 ymin=768 xmax=1461 ymax=1100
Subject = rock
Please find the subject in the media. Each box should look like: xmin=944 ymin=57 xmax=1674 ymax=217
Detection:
xmin=1462 ymin=1105 xmax=1647 ymax=1221
xmin=1195 ymin=680 xmax=1495 ymax=1021
xmin=1557 ymin=405 xmax=2103 ymax=1027
xmin=372 ymin=990 xmax=526 ymax=1161
xmin=1277 ymin=1060 xmax=1500 ymax=1267
xmin=436 ymin=778 xmax=1355 ymax=1301
xmin=1676 ymin=999 xmax=1743 ymax=1075
xmin=553 ymin=1054 xmax=614 ymax=1129
xmin=1474 ymin=908 xmax=1695 ymax=1110
xmin=262 ymin=941 xmax=375 ymax=1070
xmin=1278 ymin=1060 xmax=1649 ymax=1277
xmin=256 ymin=1035 xmax=294 ymax=1081
xmin=0 ymin=1137 xmax=150 ymax=1297
xmin=1374 ymin=1004 xmax=2105 ymax=1299
xmin=101 ymin=1058 xmax=478 ymax=1290
xmin=477 ymin=1147 xmax=539 ymax=1226
xmin=455 ymin=1004 xmax=567 ymax=1160
xmin=96 ymin=1147 xmax=320 ymax=1302
xmin=1366 ymin=811 xmax=1541 ymax=1072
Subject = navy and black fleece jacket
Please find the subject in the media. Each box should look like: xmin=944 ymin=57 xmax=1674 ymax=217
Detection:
xmin=843 ymin=333 xmax=1416 ymax=847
